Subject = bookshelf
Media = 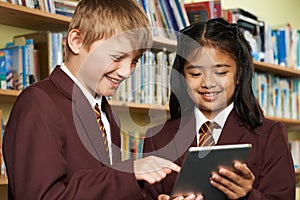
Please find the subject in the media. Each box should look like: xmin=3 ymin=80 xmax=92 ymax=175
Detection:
xmin=0 ymin=176 xmax=8 ymax=185
xmin=0 ymin=1 xmax=69 ymax=32
xmin=0 ymin=1 xmax=300 ymax=198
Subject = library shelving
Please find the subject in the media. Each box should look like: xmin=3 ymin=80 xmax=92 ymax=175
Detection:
xmin=1 ymin=1 xmax=300 ymax=198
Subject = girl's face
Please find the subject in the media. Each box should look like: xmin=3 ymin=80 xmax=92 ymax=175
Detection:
xmin=183 ymin=47 xmax=238 ymax=119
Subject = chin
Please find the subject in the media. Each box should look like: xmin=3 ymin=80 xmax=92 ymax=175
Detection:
xmin=103 ymin=90 xmax=116 ymax=97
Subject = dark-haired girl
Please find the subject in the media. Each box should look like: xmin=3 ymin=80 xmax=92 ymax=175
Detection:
xmin=143 ymin=18 xmax=295 ymax=200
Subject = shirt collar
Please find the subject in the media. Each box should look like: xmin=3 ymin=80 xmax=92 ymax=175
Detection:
xmin=194 ymin=102 xmax=234 ymax=131
xmin=60 ymin=63 xmax=102 ymax=109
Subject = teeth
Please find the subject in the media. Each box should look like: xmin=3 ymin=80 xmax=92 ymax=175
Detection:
xmin=204 ymin=93 xmax=216 ymax=97
xmin=107 ymin=76 xmax=119 ymax=84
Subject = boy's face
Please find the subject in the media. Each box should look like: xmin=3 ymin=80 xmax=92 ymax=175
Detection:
xmin=76 ymin=34 xmax=144 ymax=97
xmin=183 ymin=47 xmax=238 ymax=119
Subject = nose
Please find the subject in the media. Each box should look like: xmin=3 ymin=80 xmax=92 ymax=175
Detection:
xmin=201 ymin=74 xmax=217 ymax=88
xmin=117 ymin=61 xmax=134 ymax=79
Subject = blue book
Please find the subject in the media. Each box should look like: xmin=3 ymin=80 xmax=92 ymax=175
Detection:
xmin=271 ymin=30 xmax=279 ymax=65
xmin=0 ymin=46 xmax=23 ymax=90
xmin=277 ymin=29 xmax=287 ymax=66
xmin=0 ymin=51 xmax=6 ymax=89
xmin=158 ymin=0 xmax=179 ymax=32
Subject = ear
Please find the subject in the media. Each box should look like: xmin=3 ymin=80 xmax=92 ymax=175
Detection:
xmin=68 ymin=29 xmax=82 ymax=55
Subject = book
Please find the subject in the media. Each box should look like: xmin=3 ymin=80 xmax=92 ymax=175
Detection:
xmin=184 ymin=1 xmax=221 ymax=24
xmin=159 ymin=0 xmax=179 ymax=32
xmin=0 ymin=51 xmax=7 ymax=89
xmin=14 ymin=32 xmax=64 ymax=80
xmin=1 ymin=45 xmax=24 ymax=90
xmin=14 ymin=37 xmax=36 ymax=87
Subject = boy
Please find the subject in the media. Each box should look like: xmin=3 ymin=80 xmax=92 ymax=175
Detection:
xmin=3 ymin=0 xmax=179 ymax=199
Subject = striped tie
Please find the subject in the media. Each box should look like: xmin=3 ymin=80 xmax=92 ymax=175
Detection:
xmin=94 ymin=103 xmax=110 ymax=161
xmin=198 ymin=121 xmax=219 ymax=146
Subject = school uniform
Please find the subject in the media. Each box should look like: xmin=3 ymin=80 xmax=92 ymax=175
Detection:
xmin=3 ymin=66 xmax=146 ymax=200
xmin=143 ymin=109 xmax=295 ymax=199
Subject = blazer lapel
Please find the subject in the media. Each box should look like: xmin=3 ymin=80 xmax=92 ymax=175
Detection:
xmin=217 ymin=109 xmax=247 ymax=145
xmin=101 ymin=97 xmax=122 ymax=163
xmin=49 ymin=66 xmax=110 ymax=165
xmin=73 ymin=86 xmax=110 ymax=165
xmin=173 ymin=113 xmax=197 ymax=165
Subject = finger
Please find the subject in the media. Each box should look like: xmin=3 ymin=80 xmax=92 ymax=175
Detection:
xmin=233 ymin=162 xmax=254 ymax=179
xmin=211 ymin=172 xmax=249 ymax=199
xmin=147 ymin=161 xmax=168 ymax=182
xmin=195 ymin=195 xmax=204 ymax=200
xmin=154 ymin=156 xmax=181 ymax=173
xmin=174 ymin=196 xmax=184 ymax=200
xmin=184 ymin=194 xmax=196 ymax=200
xmin=218 ymin=167 xmax=242 ymax=185
xmin=210 ymin=175 xmax=238 ymax=199
xmin=164 ymin=162 xmax=181 ymax=173
xmin=158 ymin=194 xmax=170 ymax=200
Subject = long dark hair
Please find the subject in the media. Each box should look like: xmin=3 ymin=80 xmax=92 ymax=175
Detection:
xmin=169 ymin=18 xmax=263 ymax=129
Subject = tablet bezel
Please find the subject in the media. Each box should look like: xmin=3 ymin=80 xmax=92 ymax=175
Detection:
xmin=170 ymin=143 xmax=252 ymax=199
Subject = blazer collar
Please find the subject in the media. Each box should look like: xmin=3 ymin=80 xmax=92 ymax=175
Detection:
xmin=50 ymin=66 xmax=121 ymax=164
xmin=217 ymin=109 xmax=247 ymax=145
xmin=172 ymin=109 xmax=247 ymax=164
xmin=172 ymin=113 xmax=197 ymax=165
xmin=49 ymin=66 xmax=74 ymax=101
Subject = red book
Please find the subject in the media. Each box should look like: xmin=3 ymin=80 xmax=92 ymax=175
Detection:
xmin=184 ymin=1 xmax=221 ymax=24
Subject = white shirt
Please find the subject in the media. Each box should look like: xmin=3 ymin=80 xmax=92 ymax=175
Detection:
xmin=194 ymin=103 xmax=234 ymax=145
xmin=60 ymin=64 xmax=113 ymax=164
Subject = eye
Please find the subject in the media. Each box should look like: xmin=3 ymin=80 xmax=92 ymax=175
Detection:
xmin=190 ymin=72 xmax=201 ymax=77
xmin=132 ymin=58 xmax=140 ymax=64
xmin=215 ymin=71 xmax=228 ymax=76
xmin=111 ymin=55 xmax=123 ymax=62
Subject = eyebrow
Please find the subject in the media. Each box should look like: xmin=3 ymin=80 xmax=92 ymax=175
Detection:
xmin=185 ymin=64 xmax=232 ymax=69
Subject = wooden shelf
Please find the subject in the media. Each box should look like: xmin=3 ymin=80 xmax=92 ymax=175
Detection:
xmin=1 ymin=1 xmax=300 ymax=127
xmin=0 ymin=1 xmax=70 ymax=32
xmin=266 ymin=116 xmax=300 ymax=130
xmin=0 ymin=89 xmax=20 ymax=104
xmin=253 ymin=61 xmax=300 ymax=78
xmin=0 ymin=176 xmax=7 ymax=185
xmin=0 ymin=1 xmax=176 ymax=48
xmin=152 ymin=37 xmax=177 ymax=52
xmin=109 ymin=100 xmax=169 ymax=114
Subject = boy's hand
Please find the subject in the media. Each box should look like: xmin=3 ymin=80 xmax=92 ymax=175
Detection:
xmin=210 ymin=161 xmax=255 ymax=199
xmin=134 ymin=156 xmax=180 ymax=184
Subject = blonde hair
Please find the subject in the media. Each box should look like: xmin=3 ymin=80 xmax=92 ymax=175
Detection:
xmin=66 ymin=0 xmax=152 ymax=56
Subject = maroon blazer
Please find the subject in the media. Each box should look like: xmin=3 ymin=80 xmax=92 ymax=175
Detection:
xmin=143 ymin=111 xmax=295 ymax=199
xmin=3 ymin=66 xmax=146 ymax=200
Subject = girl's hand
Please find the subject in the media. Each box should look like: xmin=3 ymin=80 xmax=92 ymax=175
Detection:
xmin=158 ymin=194 xmax=204 ymax=200
xmin=210 ymin=161 xmax=255 ymax=199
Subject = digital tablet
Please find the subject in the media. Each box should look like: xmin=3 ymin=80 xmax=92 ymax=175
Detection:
xmin=170 ymin=143 xmax=252 ymax=199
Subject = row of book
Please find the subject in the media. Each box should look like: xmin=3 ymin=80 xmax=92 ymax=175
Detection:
xmin=290 ymin=139 xmax=300 ymax=172
xmin=136 ymin=0 xmax=221 ymax=40
xmin=0 ymin=0 xmax=78 ymax=17
xmin=121 ymin=131 xmax=144 ymax=160
xmin=111 ymin=50 xmax=176 ymax=106
xmin=223 ymin=8 xmax=300 ymax=69
xmin=0 ymin=31 xmax=65 ymax=90
xmin=253 ymin=71 xmax=300 ymax=120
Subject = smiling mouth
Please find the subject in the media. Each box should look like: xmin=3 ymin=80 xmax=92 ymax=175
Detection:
xmin=201 ymin=92 xmax=218 ymax=96
xmin=105 ymin=75 xmax=120 ymax=84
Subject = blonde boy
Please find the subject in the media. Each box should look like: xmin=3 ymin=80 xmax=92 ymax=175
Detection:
xmin=3 ymin=0 xmax=179 ymax=199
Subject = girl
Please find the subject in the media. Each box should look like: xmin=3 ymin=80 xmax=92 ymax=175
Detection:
xmin=143 ymin=18 xmax=295 ymax=200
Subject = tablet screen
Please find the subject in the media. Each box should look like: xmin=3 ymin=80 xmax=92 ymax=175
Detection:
xmin=171 ymin=144 xmax=252 ymax=199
